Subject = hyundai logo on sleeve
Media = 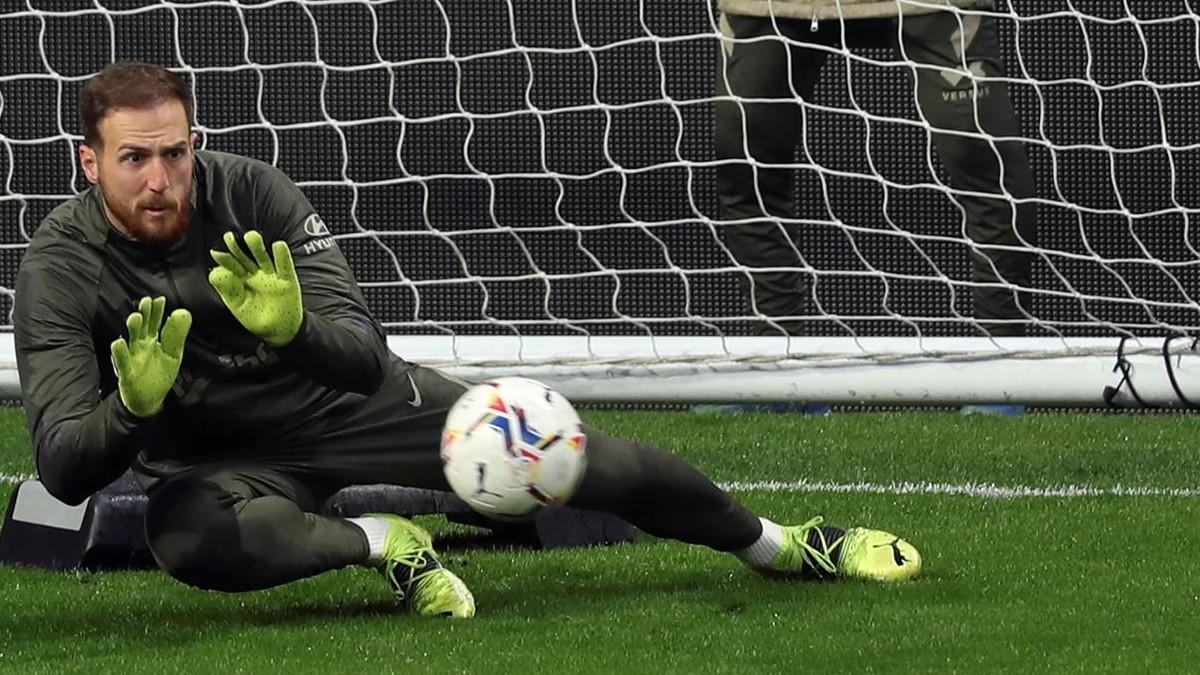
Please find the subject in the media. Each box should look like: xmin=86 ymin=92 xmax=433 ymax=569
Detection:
xmin=303 ymin=213 xmax=330 ymax=238
xmin=300 ymin=214 xmax=336 ymax=255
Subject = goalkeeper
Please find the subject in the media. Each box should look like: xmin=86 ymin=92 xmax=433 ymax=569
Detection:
xmin=15 ymin=61 xmax=920 ymax=619
xmin=716 ymin=1 xmax=1037 ymax=336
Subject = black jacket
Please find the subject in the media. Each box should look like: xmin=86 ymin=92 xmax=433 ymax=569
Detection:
xmin=15 ymin=151 xmax=394 ymax=504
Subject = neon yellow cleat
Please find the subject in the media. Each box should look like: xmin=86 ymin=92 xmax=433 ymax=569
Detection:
xmin=837 ymin=527 xmax=922 ymax=582
xmin=367 ymin=513 xmax=476 ymax=618
xmin=765 ymin=516 xmax=921 ymax=582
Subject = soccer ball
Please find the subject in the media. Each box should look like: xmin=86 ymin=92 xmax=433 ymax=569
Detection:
xmin=441 ymin=377 xmax=588 ymax=520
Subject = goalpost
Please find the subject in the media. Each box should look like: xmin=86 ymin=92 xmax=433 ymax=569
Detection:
xmin=0 ymin=1 xmax=1197 ymax=407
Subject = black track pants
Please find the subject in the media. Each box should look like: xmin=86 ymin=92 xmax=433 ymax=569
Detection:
xmin=143 ymin=363 xmax=762 ymax=591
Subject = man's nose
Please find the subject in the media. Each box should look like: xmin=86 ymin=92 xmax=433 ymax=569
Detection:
xmin=145 ymin=158 xmax=171 ymax=192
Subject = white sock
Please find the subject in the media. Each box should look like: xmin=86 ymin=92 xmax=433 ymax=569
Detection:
xmin=348 ymin=516 xmax=392 ymax=564
xmin=733 ymin=518 xmax=784 ymax=569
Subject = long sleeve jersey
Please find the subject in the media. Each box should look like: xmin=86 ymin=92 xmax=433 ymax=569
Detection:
xmin=14 ymin=150 xmax=395 ymax=505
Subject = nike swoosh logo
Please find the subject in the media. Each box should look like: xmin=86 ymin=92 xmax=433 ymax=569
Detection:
xmin=405 ymin=372 xmax=422 ymax=407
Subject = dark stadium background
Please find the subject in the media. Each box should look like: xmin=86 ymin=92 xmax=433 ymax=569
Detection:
xmin=2 ymin=0 xmax=1196 ymax=337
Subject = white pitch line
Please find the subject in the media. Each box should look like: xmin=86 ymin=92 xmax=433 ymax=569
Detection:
xmin=2 ymin=472 xmax=1197 ymax=499
xmin=718 ymin=479 xmax=1200 ymax=499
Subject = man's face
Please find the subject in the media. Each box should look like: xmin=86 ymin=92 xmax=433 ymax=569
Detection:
xmin=80 ymin=100 xmax=197 ymax=246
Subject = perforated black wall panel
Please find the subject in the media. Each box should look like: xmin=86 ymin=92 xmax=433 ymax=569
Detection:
xmin=2 ymin=0 xmax=1196 ymax=337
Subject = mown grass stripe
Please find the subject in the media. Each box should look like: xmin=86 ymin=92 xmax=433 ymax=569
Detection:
xmin=720 ymin=479 xmax=1200 ymax=498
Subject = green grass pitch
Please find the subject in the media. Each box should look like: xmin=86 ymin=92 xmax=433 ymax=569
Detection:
xmin=1 ymin=408 xmax=1198 ymax=673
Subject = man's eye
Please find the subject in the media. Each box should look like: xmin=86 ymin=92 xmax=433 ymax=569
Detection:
xmin=123 ymin=154 xmax=141 ymax=163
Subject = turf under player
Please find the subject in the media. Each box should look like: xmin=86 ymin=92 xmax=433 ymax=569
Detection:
xmin=716 ymin=0 xmax=1037 ymax=337
xmin=15 ymin=61 xmax=921 ymax=619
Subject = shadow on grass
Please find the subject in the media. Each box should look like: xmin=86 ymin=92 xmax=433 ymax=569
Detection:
xmin=1 ymin=533 xmax=933 ymax=661
xmin=0 ymin=561 xmax=762 ymax=653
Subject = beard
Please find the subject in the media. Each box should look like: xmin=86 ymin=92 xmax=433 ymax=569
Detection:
xmin=102 ymin=188 xmax=192 ymax=247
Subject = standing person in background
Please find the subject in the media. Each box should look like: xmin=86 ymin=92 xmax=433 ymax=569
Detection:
xmin=715 ymin=0 xmax=1037 ymax=338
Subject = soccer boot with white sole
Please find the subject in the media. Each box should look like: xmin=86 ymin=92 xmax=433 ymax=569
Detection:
xmin=764 ymin=516 xmax=921 ymax=582
xmin=367 ymin=513 xmax=476 ymax=618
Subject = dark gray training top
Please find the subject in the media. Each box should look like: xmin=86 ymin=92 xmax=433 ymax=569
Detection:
xmin=15 ymin=150 xmax=396 ymax=505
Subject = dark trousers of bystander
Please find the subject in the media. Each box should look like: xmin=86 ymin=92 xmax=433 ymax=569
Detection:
xmin=715 ymin=10 xmax=1037 ymax=336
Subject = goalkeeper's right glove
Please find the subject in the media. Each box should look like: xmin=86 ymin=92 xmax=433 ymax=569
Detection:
xmin=110 ymin=296 xmax=192 ymax=417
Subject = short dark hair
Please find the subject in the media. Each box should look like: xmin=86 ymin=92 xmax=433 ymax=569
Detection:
xmin=79 ymin=61 xmax=193 ymax=148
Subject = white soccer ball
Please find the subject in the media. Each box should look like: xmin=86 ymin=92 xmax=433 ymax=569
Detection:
xmin=441 ymin=377 xmax=588 ymax=520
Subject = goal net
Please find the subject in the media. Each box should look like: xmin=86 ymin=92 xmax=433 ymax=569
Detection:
xmin=0 ymin=0 xmax=1197 ymax=406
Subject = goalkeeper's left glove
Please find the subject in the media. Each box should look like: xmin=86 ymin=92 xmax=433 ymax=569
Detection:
xmin=208 ymin=230 xmax=303 ymax=347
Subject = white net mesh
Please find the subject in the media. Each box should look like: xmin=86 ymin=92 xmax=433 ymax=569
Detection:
xmin=1 ymin=1 xmax=1198 ymax=374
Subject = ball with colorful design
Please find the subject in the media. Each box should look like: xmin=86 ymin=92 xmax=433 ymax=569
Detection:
xmin=441 ymin=377 xmax=588 ymax=520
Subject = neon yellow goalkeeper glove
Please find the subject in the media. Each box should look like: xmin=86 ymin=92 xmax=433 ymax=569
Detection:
xmin=208 ymin=230 xmax=304 ymax=347
xmin=110 ymin=296 xmax=192 ymax=418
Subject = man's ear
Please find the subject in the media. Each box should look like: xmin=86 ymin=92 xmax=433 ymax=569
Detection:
xmin=80 ymin=143 xmax=99 ymax=184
